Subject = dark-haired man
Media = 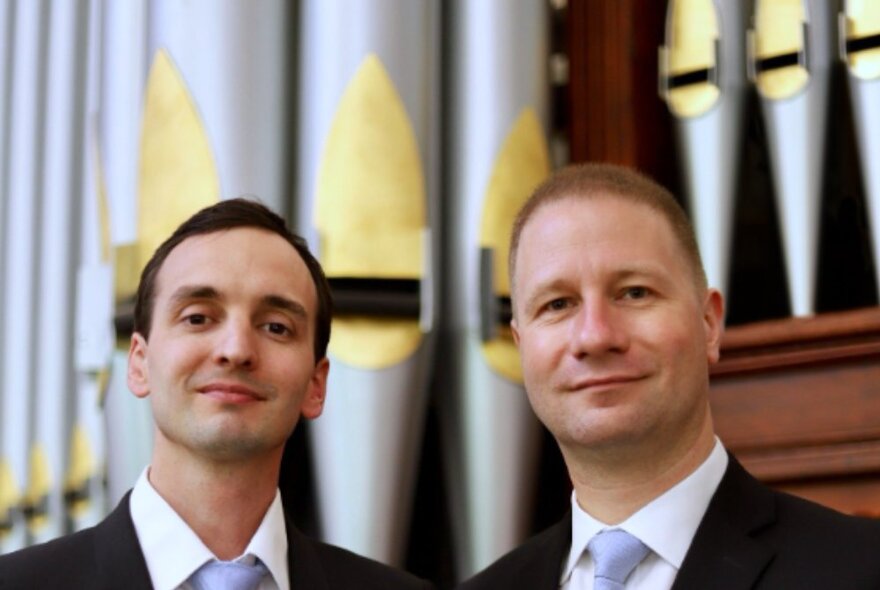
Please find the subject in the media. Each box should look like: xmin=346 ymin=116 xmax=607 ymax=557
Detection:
xmin=0 ymin=198 xmax=432 ymax=589
xmin=459 ymin=164 xmax=880 ymax=589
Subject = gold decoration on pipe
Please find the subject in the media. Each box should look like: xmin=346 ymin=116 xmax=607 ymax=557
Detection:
xmin=63 ymin=425 xmax=95 ymax=518
xmin=137 ymin=48 xmax=219 ymax=273
xmin=843 ymin=0 xmax=880 ymax=80
xmin=90 ymin=128 xmax=112 ymax=265
xmin=479 ymin=108 xmax=550 ymax=383
xmin=113 ymin=243 xmax=140 ymax=317
xmin=0 ymin=458 xmax=20 ymax=538
xmin=315 ymin=54 xmax=425 ymax=369
xmin=661 ymin=0 xmax=721 ymax=117
xmin=23 ymin=444 xmax=51 ymax=532
xmin=752 ymin=0 xmax=809 ymax=100
xmin=95 ymin=367 xmax=111 ymax=408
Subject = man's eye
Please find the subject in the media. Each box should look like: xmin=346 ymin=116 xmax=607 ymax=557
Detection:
xmin=546 ymin=298 xmax=569 ymax=311
xmin=622 ymin=286 xmax=649 ymax=299
xmin=185 ymin=314 xmax=208 ymax=325
xmin=265 ymin=322 xmax=291 ymax=336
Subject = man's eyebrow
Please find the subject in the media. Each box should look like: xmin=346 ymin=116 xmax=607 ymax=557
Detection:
xmin=262 ymin=294 xmax=308 ymax=320
xmin=169 ymin=285 xmax=220 ymax=304
xmin=166 ymin=286 xmax=307 ymax=319
xmin=522 ymin=278 xmax=570 ymax=313
xmin=613 ymin=265 xmax=669 ymax=283
xmin=520 ymin=265 xmax=670 ymax=308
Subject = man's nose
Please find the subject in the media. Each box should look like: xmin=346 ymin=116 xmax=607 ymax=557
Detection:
xmin=568 ymin=297 xmax=629 ymax=357
xmin=214 ymin=318 xmax=257 ymax=368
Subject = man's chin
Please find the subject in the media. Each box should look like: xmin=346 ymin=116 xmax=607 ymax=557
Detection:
xmin=557 ymin=415 xmax=644 ymax=451
xmin=191 ymin=431 xmax=275 ymax=462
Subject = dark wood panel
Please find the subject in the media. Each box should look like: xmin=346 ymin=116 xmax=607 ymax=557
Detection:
xmin=736 ymin=440 xmax=880 ymax=482
xmin=566 ymin=0 xmax=880 ymax=520
xmin=567 ymin=0 xmax=676 ymax=189
xmin=709 ymin=307 xmax=880 ymax=515
xmin=777 ymin=476 xmax=880 ymax=518
xmin=712 ymin=358 xmax=880 ymax=450
xmin=720 ymin=307 xmax=880 ymax=352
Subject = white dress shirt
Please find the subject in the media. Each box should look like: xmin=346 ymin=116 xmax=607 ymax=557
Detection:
xmin=560 ymin=438 xmax=728 ymax=589
xmin=129 ymin=468 xmax=290 ymax=590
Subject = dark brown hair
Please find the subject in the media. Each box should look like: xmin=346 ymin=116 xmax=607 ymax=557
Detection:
xmin=509 ymin=163 xmax=706 ymax=293
xmin=133 ymin=198 xmax=332 ymax=362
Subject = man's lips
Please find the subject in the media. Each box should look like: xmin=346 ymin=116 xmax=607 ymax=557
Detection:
xmin=563 ymin=375 xmax=645 ymax=392
xmin=195 ymin=382 xmax=265 ymax=404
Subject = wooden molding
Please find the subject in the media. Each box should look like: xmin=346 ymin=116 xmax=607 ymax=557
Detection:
xmin=566 ymin=0 xmax=676 ymax=187
xmin=715 ymin=307 xmax=880 ymax=375
xmin=710 ymin=307 xmax=880 ymax=514
xmin=565 ymin=0 xmax=880 ymax=518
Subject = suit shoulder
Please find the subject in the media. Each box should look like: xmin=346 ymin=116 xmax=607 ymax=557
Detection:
xmin=773 ymin=489 xmax=880 ymax=543
xmin=0 ymin=527 xmax=97 ymax=586
xmin=458 ymin=519 xmax=570 ymax=590
xmin=309 ymin=541 xmax=433 ymax=589
xmin=751 ymin=490 xmax=880 ymax=587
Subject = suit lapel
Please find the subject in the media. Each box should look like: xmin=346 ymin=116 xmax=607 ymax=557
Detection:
xmin=92 ymin=492 xmax=153 ymax=590
xmin=671 ymin=455 xmax=776 ymax=590
xmin=286 ymin=520 xmax=331 ymax=590
xmin=504 ymin=516 xmax=571 ymax=590
xmin=91 ymin=493 xmax=322 ymax=589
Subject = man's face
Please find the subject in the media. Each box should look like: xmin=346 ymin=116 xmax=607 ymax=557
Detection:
xmin=127 ymin=227 xmax=328 ymax=463
xmin=511 ymin=196 xmax=723 ymax=457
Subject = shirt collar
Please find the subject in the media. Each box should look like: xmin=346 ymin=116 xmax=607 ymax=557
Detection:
xmin=245 ymin=486 xmax=290 ymax=590
xmin=561 ymin=438 xmax=728 ymax=584
xmin=129 ymin=468 xmax=290 ymax=590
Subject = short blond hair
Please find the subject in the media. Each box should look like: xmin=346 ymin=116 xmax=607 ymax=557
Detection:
xmin=509 ymin=163 xmax=706 ymax=294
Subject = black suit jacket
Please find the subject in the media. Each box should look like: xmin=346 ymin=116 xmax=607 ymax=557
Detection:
xmin=0 ymin=493 xmax=433 ymax=589
xmin=458 ymin=455 xmax=880 ymax=589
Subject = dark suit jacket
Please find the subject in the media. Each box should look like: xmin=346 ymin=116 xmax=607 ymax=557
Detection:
xmin=458 ymin=455 xmax=880 ymax=589
xmin=0 ymin=493 xmax=433 ymax=589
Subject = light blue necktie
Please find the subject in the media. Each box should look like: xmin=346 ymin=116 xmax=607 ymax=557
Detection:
xmin=588 ymin=529 xmax=650 ymax=590
xmin=189 ymin=558 xmax=268 ymax=590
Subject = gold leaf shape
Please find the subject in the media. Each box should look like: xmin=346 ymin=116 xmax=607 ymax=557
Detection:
xmin=753 ymin=0 xmax=809 ymax=100
xmin=479 ymin=108 xmax=550 ymax=383
xmin=88 ymin=125 xmax=112 ymax=264
xmin=316 ymin=54 xmax=425 ymax=369
xmin=663 ymin=0 xmax=721 ymax=117
xmin=96 ymin=367 xmax=111 ymax=408
xmin=64 ymin=425 xmax=94 ymax=518
xmin=24 ymin=445 xmax=51 ymax=532
xmin=0 ymin=457 xmax=20 ymax=536
xmin=138 ymin=48 xmax=219 ymax=273
xmin=844 ymin=0 xmax=880 ymax=80
xmin=328 ymin=317 xmax=424 ymax=369
xmin=113 ymin=243 xmax=140 ymax=309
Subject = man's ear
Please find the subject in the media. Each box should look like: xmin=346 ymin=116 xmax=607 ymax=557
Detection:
xmin=301 ymin=357 xmax=329 ymax=420
xmin=127 ymin=333 xmax=151 ymax=399
xmin=703 ymin=289 xmax=725 ymax=365
xmin=511 ymin=317 xmax=521 ymax=347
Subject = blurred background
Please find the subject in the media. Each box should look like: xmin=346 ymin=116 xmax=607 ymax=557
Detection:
xmin=1 ymin=0 xmax=880 ymax=588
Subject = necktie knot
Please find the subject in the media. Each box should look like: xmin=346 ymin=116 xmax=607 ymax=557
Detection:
xmin=189 ymin=558 xmax=268 ymax=590
xmin=588 ymin=529 xmax=649 ymax=590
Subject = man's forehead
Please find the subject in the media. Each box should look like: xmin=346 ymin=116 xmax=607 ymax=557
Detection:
xmin=512 ymin=194 xmax=691 ymax=292
xmin=163 ymin=227 xmax=299 ymax=266
xmin=532 ymin=192 xmax=648 ymax=221
xmin=524 ymin=194 xmax=681 ymax=252
xmin=153 ymin=228 xmax=312 ymax=299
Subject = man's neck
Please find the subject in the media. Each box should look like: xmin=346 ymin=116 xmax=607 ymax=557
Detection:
xmin=563 ymin=417 xmax=716 ymax=525
xmin=148 ymin=443 xmax=282 ymax=560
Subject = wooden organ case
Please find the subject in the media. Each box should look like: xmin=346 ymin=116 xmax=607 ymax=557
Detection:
xmin=566 ymin=0 xmax=880 ymax=517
